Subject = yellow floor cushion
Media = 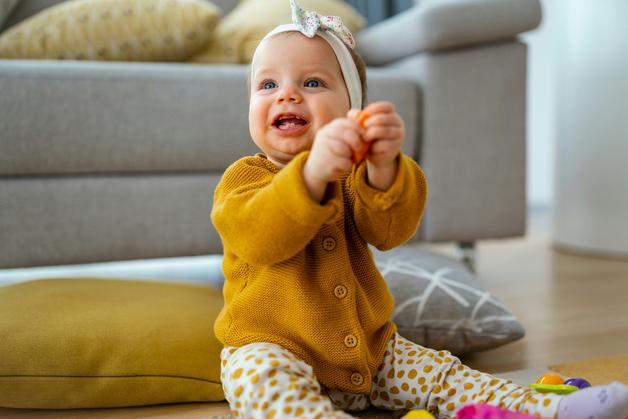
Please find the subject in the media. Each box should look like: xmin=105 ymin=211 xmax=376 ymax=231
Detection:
xmin=0 ymin=278 xmax=225 ymax=409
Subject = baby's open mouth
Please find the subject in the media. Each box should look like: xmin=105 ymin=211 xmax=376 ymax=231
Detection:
xmin=273 ymin=113 xmax=308 ymax=131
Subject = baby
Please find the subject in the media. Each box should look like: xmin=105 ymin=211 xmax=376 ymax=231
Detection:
xmin=211 ymin=1 xmax=628 ymax=418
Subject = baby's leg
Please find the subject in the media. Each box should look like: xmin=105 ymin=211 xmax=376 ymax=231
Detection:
xmin=326 ymin=388 xmax=370 ymax=412
xmin=369 ymin=334 xmax=562 ymax=418
xmin=221 ymin=342 xmax=356 ymax=418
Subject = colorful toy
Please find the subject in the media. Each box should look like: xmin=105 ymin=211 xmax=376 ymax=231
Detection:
xmin=535 ymin=373 xmax=565 ymax=385
xmin=529 ymin=373 xmax=588 ymax=394
xmin=530 ymin=383 xmax=579 ymax=394
xmin=563 ymin=377 xmax=592 ymax=389
xmin=403 ymin=409 xmax=436 ymax=419
xmin=351 ymin=109 xmax=371 ymax=164
xmin=407 ymin=373 xmax=593 ymax=419
xmin=456 ymin=403 xmax=542 ymax=418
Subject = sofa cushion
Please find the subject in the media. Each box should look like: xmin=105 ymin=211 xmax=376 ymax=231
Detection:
xmin=372 ymin=245 xmax=525 ymax=355
xmin=0 ymin=0 xmax=221 ymax=61
xmin=0 ymin=61 xmax=418 ymax=177
xmin=0 ymin=278 xmax=225 ymax=408
xmin=190 ymin=0 xmax=366 ymax=64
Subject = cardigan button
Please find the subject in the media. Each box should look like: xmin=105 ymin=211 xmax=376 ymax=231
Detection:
xmin=350 ymin=373 xmax=364 ymax=386
xmin=322 ymin=236 xmax=336 ymax=251
xmin=344 ymin=334 xmax=358 ymax=348
xmin=334 ymin=285 xmax=347 ymax=299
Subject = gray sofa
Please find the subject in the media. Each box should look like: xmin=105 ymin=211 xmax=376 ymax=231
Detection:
xmin=0 ymin=0 xmax=541 ymax=270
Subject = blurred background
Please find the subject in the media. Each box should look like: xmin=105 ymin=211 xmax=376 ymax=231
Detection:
xmin=354 ymin=0 xmax=628 ymax=257
xmin=346 ymin=0 xmax=417 ymax=24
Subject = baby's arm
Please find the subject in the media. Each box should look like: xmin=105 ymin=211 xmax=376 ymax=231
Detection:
xmin=211 ymin=157 xmax=338 ymax=265
xmin=351 ymin=154 xmax=426 ymax=250
xmin=348 ymin=102 xmax=427 ymax=250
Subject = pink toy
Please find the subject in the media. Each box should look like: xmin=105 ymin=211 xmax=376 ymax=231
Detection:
xmin=456 ymin=403 xmax=548 ymax=419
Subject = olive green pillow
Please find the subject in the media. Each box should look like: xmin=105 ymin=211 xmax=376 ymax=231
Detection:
xmin=0 ymin=278 xmax=225 ymax=409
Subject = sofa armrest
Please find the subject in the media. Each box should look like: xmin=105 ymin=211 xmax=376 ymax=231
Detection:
xmin=357 ymin=0 xmax=541 ymax=66
xmin=389 ymin=40 xmax=529 ymax=242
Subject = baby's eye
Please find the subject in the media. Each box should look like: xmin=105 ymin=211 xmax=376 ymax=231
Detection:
xmin=262 ymin=81 xmax=277 ymax=90
xmin=304 ymin=79 xmax=321 ymax=88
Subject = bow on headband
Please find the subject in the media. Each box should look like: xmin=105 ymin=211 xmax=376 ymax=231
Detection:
xmin=290 ymin=0 xmax=356 ymax=49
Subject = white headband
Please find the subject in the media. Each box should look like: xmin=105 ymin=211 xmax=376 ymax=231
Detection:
xmin=250 ymin=2 xmax=362 ymax=109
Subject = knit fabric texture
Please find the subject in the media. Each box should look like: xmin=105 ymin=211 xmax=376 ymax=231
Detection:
xmin=211 ymin=150 xmax=427 ymax=393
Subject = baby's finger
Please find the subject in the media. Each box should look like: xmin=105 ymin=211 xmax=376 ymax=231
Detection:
xmin=337 ymin=124 xmax=366 ymax=152
xmin=363 ymin=126 xmax=403 ymax=143
xmin=363 ymin=112 xmax=403 ymax=129
xmin=347 ymin=109 xmax=361 ymax=120
xmin=326 ymin=139 xmax=354 ymax=173
xmin=363 ymin=101 xmax=395 ymax=116
xmin=331 ymin=116 xmax=365 ymax=135
xmin=327 ymin=136 xmax=354 ymax=158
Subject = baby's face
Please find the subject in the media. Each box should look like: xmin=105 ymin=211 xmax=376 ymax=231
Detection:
xmin=249 ymin=32 xmax=351 ymax=167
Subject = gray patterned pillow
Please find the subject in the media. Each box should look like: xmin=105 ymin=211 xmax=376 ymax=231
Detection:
xmin=372 ymin=245 xmax=525 ymax=355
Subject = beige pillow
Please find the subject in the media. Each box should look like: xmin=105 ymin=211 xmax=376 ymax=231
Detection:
xmin=0 ymin=0 xmax=221 ymax=61
xmin=189 ymin=0 xmax=366 ymax=64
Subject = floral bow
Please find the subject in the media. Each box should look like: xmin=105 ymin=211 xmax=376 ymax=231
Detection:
xmin=290 ymin=0 xmax=356 ymax=49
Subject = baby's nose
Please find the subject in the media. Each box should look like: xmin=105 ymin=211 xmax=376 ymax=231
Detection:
xmin=276 ymin=86 xmax=302 ymax=104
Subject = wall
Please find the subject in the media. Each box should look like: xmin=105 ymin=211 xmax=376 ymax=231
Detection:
xmin=521 ymin=0 xmax=561 ymax=209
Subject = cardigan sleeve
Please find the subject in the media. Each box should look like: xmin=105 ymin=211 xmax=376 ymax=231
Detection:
xmin=349 ymin=154 xmax=427 ymax=250
xmin=211 ymin=152 xmax=341 ymax=265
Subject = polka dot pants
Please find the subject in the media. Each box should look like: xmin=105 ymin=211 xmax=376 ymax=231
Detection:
xmin=220 ymin=333 xmax=563 ymax=418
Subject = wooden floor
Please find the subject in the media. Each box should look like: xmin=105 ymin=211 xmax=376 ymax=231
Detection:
xmin=449 ymin=210 xmax=628 ymax=373
xmin=2 ymin=209 xmax=627 ymax=417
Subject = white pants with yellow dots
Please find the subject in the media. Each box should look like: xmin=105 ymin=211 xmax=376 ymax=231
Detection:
xmin=220 ymin=333 xmax=562 ymax=418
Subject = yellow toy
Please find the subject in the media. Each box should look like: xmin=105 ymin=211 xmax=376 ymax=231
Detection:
xmin=403 ymin=409 xmax=436 ymax=419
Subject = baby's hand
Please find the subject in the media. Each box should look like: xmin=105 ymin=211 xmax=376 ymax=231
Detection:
xmin=304 ymin=117 xmax=364 ymax=185
xmin=350 ymin=101 xmax=404 ymax=168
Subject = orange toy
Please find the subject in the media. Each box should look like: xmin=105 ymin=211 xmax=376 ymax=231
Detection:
xmin=351 ymin=110 xmax=370 ymax=164
xmin=536 ymin=373 xmax=565 ymax=385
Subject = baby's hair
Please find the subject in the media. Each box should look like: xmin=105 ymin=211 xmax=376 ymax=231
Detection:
xmin=247 ymin=33 xmax=368 ymax=109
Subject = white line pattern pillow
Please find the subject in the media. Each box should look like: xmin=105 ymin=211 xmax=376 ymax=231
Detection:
xmin=372 ymin=245 xmax=525 ymax=355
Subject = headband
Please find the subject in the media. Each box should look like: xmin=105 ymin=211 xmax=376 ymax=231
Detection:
xmin=251 ymin=0 xmax=363 ymax=109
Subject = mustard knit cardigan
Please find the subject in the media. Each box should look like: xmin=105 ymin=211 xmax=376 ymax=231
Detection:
xmin=211 ymin=151 xmax=427 ymax=393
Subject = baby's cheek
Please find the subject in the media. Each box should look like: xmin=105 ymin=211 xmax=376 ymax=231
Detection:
xmin=248 ymin=100 xmax=266 ymax=135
